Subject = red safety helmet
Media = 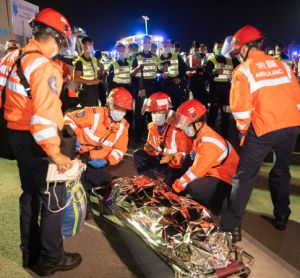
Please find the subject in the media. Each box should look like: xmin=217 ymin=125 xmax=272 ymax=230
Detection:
xmin=29 ymin=8 xmax=72 ymax=42
xmin=230 ymin=25 xmax=264 ymax=54
xmin=175 ymin=99 xmax=206 ymax=129
xmin=141 ymin=92 xmax=172 ymax=114
xmin=107 ymin=87 xmax=133 ymax=110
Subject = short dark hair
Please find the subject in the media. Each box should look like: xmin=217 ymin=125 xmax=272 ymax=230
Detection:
xmin=142 ymin=35 xmax=151 ymax=41
xmin=81 ymin=36 xmax=93 ymax=45
xmin=214 ymin=41 xmax=223 ymax=46
xmin=115 ymin=43 xmax=125 ymax=49
xmin=174 ymin=42 xmax=180 ymax=49
xmin=32 ymin=23 xmax=59 ymax=42
xmin=275 ymin=42 xmax=284 ymax=49
xmin=246 ymin=39 xmax=264 ymax=49
xmin=192 ymin=41 xmax=200 ymax=49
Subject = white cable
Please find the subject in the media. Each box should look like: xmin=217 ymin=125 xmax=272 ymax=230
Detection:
xmin=45 ymin=160 xmax=86 ymax=213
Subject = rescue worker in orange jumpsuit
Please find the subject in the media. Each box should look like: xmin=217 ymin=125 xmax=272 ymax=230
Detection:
xmin=0 ymin=8 xmax=82 ymax=275
xmin=133 ymin=92 xmax=193 ymax=186
xmin=64 ymin=87 xmax=133 ymax=192
xmin=172 ymin=100 xmax=239 ymax=216
xmin=220 ymin=25 xmax=300 ymax=239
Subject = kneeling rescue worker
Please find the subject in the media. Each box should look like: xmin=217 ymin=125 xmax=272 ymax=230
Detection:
xmin=0 ymin=8 xmax=82 ymax=276
xmin=133 ymin=92 xmax=193 ymax=185
xmin=171 ymin=100 xmax=239 ymax=227
xmin=64 ymin=87 xmax=133 ymax=194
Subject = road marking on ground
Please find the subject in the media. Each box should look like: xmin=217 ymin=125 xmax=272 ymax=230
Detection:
xmin=84 ymin=221 xmax=103 ymax=232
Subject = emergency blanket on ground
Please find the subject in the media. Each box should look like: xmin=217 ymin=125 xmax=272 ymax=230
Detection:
xmin=107 ymin=175 xmax=231 ymax=276
xmin=62 ymin=180 xmax=87 ymax=237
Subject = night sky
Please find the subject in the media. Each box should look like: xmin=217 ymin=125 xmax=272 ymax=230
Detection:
xmin=27 ymin=0 xmax=300 ymax=52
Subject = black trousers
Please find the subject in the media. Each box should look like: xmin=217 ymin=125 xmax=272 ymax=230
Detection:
xmin=207 ymin=100 xmax=230 ymax=137
xmin=133 ymin=79 xmax=158 ymax=138
xmin=78 ymin=84 xmax=99 ymax=107
xmin=81 ymin=165 xmax=112 ymax=192
xmin=221 ymin=125 xmax=300 ymax=232
xmin=9 ymin=130 xmax=65 ymax=260
xmin=181 ymin=155 xmax=231 ymax=214
xmin=133 ymin=149 xmax=182 ymax=186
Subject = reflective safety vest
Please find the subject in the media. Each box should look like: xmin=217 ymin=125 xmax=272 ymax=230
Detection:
xmin=64 ymin=106 xmax=129 ymax=165
xmin=145 ymin=122 xmax=193 ymax=168
xmin=173 ymin=124 xmax=239 ymax=192
xmin=274 ymin=54 xmax=293 ymax=68
xmin=112 ymin=60 xmax=131 ymax=84
xmin=208 ymin=56 xmax=233 ymax=82
xmin=76 ymin=55 xmax=98 ymax=80
xmin=136 ymin=54 xmax=158 ymax=79
xmin=167 ymin=54 xmax=179 ymax=77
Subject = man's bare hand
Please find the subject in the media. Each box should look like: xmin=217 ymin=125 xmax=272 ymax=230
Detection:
xmin=50 ymin=153 xmax=72 ymax=172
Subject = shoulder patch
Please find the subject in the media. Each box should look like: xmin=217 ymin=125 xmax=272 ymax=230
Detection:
xmin=75 ymin=110 xmax=85 ymax=118
xmin=48 ymin=76 xmax=58 ymax=95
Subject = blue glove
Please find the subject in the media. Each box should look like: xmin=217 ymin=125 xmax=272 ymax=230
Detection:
xmin=75 ymin=139 xmax=81 ymax=152
xmin=190 ymin=151 xmax=196 ymax=160
xmin=88 ymin=159 xmax=107 ymax=169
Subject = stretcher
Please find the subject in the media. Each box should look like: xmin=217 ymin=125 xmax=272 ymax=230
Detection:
xmin=89 ymin=175 xmax=254 ymax=278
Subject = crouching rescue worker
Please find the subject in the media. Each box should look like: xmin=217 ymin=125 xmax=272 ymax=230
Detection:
xmin=64 ymin=87 xmax=133 ymax=193
xmin=0 ymin=8 xmax=82 ymax=276
xmin=171 ymin=100 xmax=239 ymax=219
xmin=133 ymin=92 xmax=193 ymax=186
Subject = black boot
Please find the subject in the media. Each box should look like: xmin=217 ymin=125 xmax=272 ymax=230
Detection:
xmin=31 ymin=252 xmax=82 ymax=276
xmin=231 ymin=225 xmax=242 ymax=243
xmin=22 ymin=252 xmax=39 ymax=268
xmin=274 ymin=215 xmax=289 ymax=230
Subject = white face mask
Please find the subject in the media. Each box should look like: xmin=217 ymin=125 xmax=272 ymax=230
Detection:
xmin=86 ymin=45 xmax=94 ymax=54
xmin=151 ymin=113 xmax=166 ymax=126
xmin=163 ymin=47 xmax=171 ymax=55
xmin=184 ymin=125 xmax=195 ymax=137
xmin=110 ymin=109 xmax=126 ymax=122
xmin=143 ymin=43 xmax=151 ymax=52
xmin=116 ymin=52 xmax=127 ymax=60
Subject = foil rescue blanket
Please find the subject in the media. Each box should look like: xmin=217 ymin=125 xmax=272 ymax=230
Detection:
xmin=107 ymin=175 xmax=232 ymax=276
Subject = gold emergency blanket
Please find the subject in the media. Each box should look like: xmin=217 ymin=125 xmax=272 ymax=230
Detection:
xmin=107 ymin=175 xmax=232 ymax=276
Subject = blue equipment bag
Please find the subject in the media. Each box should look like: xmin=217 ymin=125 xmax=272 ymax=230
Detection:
xmin=62 ymin=180 xmax=87 ymax=237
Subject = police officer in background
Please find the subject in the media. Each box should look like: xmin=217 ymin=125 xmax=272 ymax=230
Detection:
xmin=107 ymin=43 xmax=133 ymax=130
xmin=74 ymin=36 xmax=100 ymax=107
xmin=131 ymin=35 xmax=159 ymax=141
xmin=0 ymin=8 xmax=82 ymax=275
xmin=159 ymin=39 xmax=187 ymax=110
xmin=206 ymin=41 xmax=240 ymax=137
xmin=107 ymin=43 xmax=132 ymax=92
xmin=187 ymin=42 xmax=209 ymax=107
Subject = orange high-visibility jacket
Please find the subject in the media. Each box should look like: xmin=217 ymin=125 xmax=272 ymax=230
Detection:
xmin=172 ymin=124 xmax=239 ymax=193
xmin=145 ymin=122 xmax=193 ymax=168
xmin=230 ymin=50 xmax=300 ymax=136
xmin=0 ymin=39 xmax=64 ymax=156
xmin=64 ymin=106 xmax=129 ymax=165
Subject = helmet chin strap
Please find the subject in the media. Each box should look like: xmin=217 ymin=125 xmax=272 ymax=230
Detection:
xmin=192 ymin=116 xmax=206 ymax=139
xmin=240 ymin=45 xmax=255 ymax=61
